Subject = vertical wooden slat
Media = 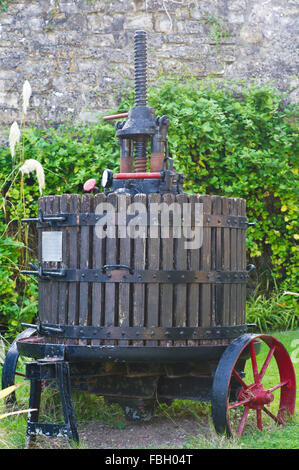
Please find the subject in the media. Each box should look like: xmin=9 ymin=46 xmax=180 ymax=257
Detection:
xmin=67 ymin=194 xmax=81 ymax=344
xmin=118 ymin=193 xmax=132 ymax=346
xmin=160 ymin=193 xmax=175 ymax=346
xmin=200 ymin=195 xmax=212 ymax=327
xmin=51 ymin=196 xmax=60 ymax=327
xmin=104 ymin=192 xmax=118 ymax=345
xmin=132 ymin=193 xmax=147 ymax=346
xmin=146 ymin=193 xmax=161 ymax=346
xmin=230 ymin=198 xmax=237 ymax=326
xmin=236 ymin=198 xmax=242 ymax=326
xmin=44 ymin=195 xmax=55 ymax=327
xmin=187 ymin=194 xmax=201 ymax=345
xmin=58 ymin=195 xmax=68 ymax=326
xmin=38 ymin=197 xmax=46 ymax=323
xmin=92 ymin=193 xmax=106 ymax=346
xmin=173 ymin=193 xmax=188 ymax=346
xmin=240 ymin=198 xmax=247 ymax=324
xmin=214 ymin=196 xmax=223 ymax=326
xmin=79 ymin=195 xmax=92 ymax=345
xmin=222 ymin=196 xmax=230 ymax=326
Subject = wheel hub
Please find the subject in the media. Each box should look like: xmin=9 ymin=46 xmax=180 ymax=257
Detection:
xmin=238 ymin=384 xmax=274 ymax=410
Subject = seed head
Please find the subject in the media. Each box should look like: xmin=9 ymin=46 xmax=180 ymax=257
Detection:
xmin=20 ymin=159 xmax=45 ymax=195
xmin=9 ymin=121 xmax=21 ymax=158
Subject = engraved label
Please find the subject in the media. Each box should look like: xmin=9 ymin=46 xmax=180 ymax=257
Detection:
xmin=42 ymin=232 xmax=62 ymax=262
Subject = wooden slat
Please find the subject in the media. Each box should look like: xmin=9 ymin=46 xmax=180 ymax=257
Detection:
xmin=200 ymin=195 xmax=211 ymax=327
xmin=230 ymin=198 xmax=237 ymax=326
xmin=132 ymin=193 xmax=147 ymax=346
xmin=173 ymin=193 xmax=188 ymax=346
xmin=118 ymin=193 xmax=132 ymax=346
xmin=91 ymin=193 xmax=106 ymax=346
xmin=222 ymin=196 xmax=230 ymax=326
xmin=58 ymin=194 xmax=68 ymax=326
xmin=79 ymin=195 xmax=92 ymax=345
xmin=146 ymin=193 xmax=161 ymax=346
xmin=38 ymin=197 xmax=46 ymax=324
xmin=240 ymin=198 xmax=247 ymax=324
xmin=187 ymin=194 xmax=201 ymax=345
xmin=104 ymin=193 xmax=118 ymax=345
xmin=213 ymin=196 xmax=223 ymax=326
xmin=67 ymin=194 xmax=81 ymax=344
xmin=160 ymin=193 xmax=175 ymax=346
xmin=45 ymin=195 xmax=55 ymax=327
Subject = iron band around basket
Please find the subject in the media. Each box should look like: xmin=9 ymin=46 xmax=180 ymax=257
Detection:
xmin=37 ymin=324 xmax=249 ymax=341
xmin=23 ymin=212 xmax=250 ymax=229
xmin=32 ymin=269 xmax=249 ymax=283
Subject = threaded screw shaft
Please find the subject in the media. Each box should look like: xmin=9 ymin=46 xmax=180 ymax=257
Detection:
xmin=134 ymin=30 xmax=147 ymax=107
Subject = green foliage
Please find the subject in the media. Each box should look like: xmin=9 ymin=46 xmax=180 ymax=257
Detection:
xmin=146 ymin=78 xmax=298 ymax=293
xmin=0 ymin=77 xmax=298 ymax=335
xmin=0 ymin=1 xmax=8 ymax=13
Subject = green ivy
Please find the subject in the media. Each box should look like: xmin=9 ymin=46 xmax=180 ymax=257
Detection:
xmin=0 ymin=78 xmax=298 ymax=334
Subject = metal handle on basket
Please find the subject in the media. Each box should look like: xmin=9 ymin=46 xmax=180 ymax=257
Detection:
xmin=102 ymin=264 xmax=134 ymax=274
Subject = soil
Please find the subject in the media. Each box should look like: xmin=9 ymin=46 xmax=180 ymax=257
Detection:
xmin=35 ymin=414 xmax=207 ymax=449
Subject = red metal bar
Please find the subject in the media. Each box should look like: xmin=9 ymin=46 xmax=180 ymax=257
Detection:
xmin=103 ymin=112 xmax=129 ymax=121
xmin=113 ymin=172 xmax=161 ymax=179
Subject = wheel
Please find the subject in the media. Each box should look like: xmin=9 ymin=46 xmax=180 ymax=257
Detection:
xmin=1 ymin=328 xmax=36 ymax=404
xmin=211 ymin=334 xmax=296 ymax=438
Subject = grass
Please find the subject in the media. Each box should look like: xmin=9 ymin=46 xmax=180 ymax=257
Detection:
xmin=0 ymin=329 xmax=298 ymax=449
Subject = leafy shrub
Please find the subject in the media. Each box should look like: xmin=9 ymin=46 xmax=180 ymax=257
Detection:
xmin=0 ymin=78 xmax=298 ymax=334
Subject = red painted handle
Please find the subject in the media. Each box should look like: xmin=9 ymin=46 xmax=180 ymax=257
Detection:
xmin=114 ymin=173 xmax=161 ymax=179
xmin=103 ymin=112 xmax=129 ymax=121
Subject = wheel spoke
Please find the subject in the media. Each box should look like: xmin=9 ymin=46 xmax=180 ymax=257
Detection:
xmin=263 ymin=406 xmax=284 ymax=425
xmin=259 ymin=345 xmax=276 ymax=381
xmin=232 ymin=369 xmax=248 ymax=389
xmin=257 ymin=409 xmax=262 ymax=431
xmin=228 ymin=397 xmax=251 ymax=409
xmin=249 ymin=341 xmax=259 ymax=383
xmin=237 ymin=405 xmax=250 ymax=438
xmin=267 ymin=380 xmax=288 ymax=393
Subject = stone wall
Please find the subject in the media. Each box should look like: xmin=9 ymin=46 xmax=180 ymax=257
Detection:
xmin=0 ymin=0 xmax=298 ymax=137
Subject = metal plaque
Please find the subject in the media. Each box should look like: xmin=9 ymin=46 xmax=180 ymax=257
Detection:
xmin=42 ymin=231 xmax=62 ymax=262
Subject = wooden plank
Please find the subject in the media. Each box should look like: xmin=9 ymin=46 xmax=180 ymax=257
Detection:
xmin=230 ymin=198 xmax=237 ymax=326
xmin=146 ymin=193 xmax=161 ymax=346
xmin=104 ymin=192 xmax=118 ymax=345
xmin=187 ymin=194 xmax=201 ymax=345
xmin=222 ymin=196 xmax=230 ymax=326
xmin=38 ymin=197 xmax=46 ymax=324
xmin=51 ymin=196 xmax=60 ymax=327
xmin=132 ymin=193 xmax=147 ymax=346
xmin=240 ymin=198 xmax=247 ymax=325
xmin=200 ymin=195 xmax=211 ymax=328
xmin=79 ymin=194 xmax=92 ymax=345
xmin=173 ymin=193 xmax=188 ymax=346
xmin=45 ymin=195 xmax=55 ymax=327
xmin=160 ymin=193 xmax=175 ymax=346
xmin=213 ymin=195 xmax=223 ymax=327
xmin=91 ymin=193 xmax=106 ymax=346
xmin=67 ymin=194 xmax=81 ymax=344
xmin=118 ymin=193 xmax=132 ymax=346
xmin=236 ymin=198 xmax=242 ymax=326
xmin=58 ymin=195 xmax=69 ymax=327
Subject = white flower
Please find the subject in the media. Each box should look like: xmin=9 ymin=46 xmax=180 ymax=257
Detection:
xmin=20 ymin=159 xmax=45 ymax=195
xmin=22 ymin=80 xmax=32 ymax=115
xmin=9 ymin=121 xmax=21 ymax=158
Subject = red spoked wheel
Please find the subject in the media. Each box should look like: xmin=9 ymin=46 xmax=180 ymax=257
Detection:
xmin=211 ymin=334 xmax=296 ymax=438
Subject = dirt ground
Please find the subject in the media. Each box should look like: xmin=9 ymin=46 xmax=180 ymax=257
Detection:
xmin=35 ymin=414 xmax=206 ymax=449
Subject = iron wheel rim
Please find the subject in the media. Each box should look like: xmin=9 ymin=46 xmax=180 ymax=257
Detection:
xmin=211 ymin=333 xmax=296 ymax=438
